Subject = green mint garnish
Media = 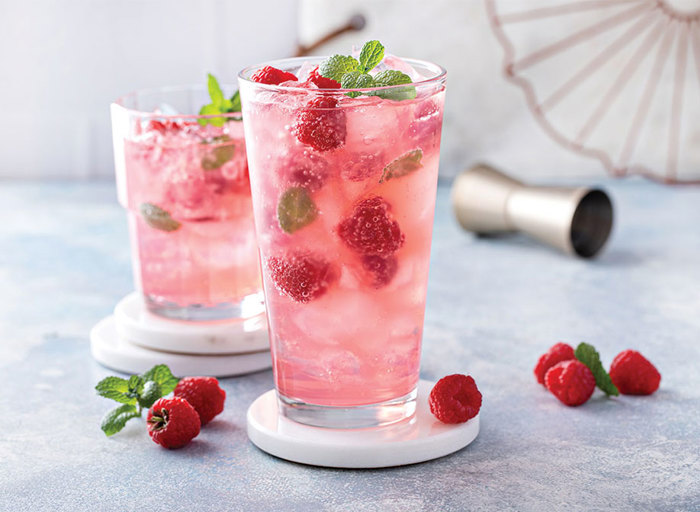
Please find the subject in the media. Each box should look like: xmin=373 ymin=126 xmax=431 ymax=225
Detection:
xmin=100 ymin=404 xmax=141 ymax=437
xmin=319 ymin=55 xmax=361 ymax=82
xmin=340 ymin=71 xmax=376 ymax=97
xmin=95 ymin=376 xmax=136 ymax=405
xmin=198 ymin=73 xmax=242 ymax=127
xmin=140 ymin=203 xmax=181 ymax=232
xmin=141 ymin=364 xmax=180 ymax=395
xmin=575 ymin=342 xmax=620 ymax=397
xmin=359 ymin=40 xmax=385 ymax=73
xmin=96 ymin=364 xmax=181 ymax=437
xmin=379 ymin=149 xmax=423 ymax=183
xmin=372 ymin=70 xmax=416 ymax=100
xmin=277 ymin=187 xmax=318 ymax=234
xmin=201 ymin=135 xmax=235 ymax=170
xmin=319 ymin=40 xmax=416 ymax=101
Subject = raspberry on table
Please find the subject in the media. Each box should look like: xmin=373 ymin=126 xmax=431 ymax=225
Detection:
xmin=292 ymin=96 xmax=346 ymax=152
xmin=146 ymin=397 xmax=201 ymax=449
xmin=534 ymin=342 xmax=576 ymax=385
xmin=251 ymin=65 xmax=298 ymax=85
xmin=308 ymin=67 xmax=341 ymax=89
xmin=338 ymin=197 xmax=405 ymax=256
xmin=267 ymin=254 xmax=337 ymax=303
xmin=361 ymin=254 xmax=398 ymax=288
xmin=173 ymin=377 xmax=226 ymax=426
xmin=544 ymin=360 xmax=596 ymax=407
xmin=429 ymin=374 xmax=483 ymax=424
xmin=609 ymin=350 xmax=661 ymax=395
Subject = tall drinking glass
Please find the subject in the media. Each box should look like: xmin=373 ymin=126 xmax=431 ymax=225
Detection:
xmin=111 ymin=86 xmax=264 ymax=321
xmin=239 ymin=58 xmax=446 ymax=427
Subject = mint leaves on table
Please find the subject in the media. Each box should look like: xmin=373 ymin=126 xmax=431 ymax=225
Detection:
xmin=379 ymin=149 xmax=423 ymax=183
xmin=575 ymin=342 xmax=619 ymax=396
xmin=319 ymin=40 xmax=416 ymax=100
xmin=198 ymin=73 xmax=242 ymax=127
xmin=277 ymin=187 xmax=318 ymax=234
xmin=139 ymin=203 xmax=181 ymax=232
xmin=96 ymin=364 xmax=180 ymax=436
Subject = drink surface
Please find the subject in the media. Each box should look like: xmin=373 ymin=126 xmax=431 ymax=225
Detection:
xmin=242 ymin=63 xmax=445 ymax=406
xmin=118 ymin=118 xmax=262 ymax=315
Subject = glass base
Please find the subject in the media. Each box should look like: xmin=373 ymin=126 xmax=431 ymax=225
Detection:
xmin=277 ymin=387 xmax=418 ymax=429
xmin=144 ymin=291 xmax=265 ymax=322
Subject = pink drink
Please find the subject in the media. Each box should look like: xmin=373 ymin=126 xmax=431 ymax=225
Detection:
xmin=239 ymin=57 xmax=446 ymax=426
xmin=111 ymin=87 xmax=263 ymax=321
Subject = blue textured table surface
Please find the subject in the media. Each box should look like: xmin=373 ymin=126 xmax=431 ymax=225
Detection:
xmin=1 ymin=179 xmax=699 ymax=512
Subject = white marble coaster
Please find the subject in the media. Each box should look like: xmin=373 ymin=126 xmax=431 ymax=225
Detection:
xmin=114 ymin=292 xmax=269 ymax=355
xmin=90 ymin=316 xmax=272 ymax=377
xmin=246 ymin=380 xmax=480 ymax=468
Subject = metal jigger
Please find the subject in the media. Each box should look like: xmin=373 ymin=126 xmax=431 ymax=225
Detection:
xmin=451 ymin=164 xmax=613 ymax=258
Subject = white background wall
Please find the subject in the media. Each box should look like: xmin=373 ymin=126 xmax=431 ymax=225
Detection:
xmin=0 ymin=0 xmax=623 ymax=182
xmin=0 ymin=0 xmax=298 ymax=180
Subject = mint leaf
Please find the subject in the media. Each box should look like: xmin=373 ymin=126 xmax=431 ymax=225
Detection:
xmin=141 ymin=364 xmax=180 ymax=395
xmin=140 ymin=203 xmax=181 ymax=232
xmin=359 ymin=40 xmax=384 ymax=73
xmin=138 ymin=380 xmax=162 ymax=409
xmin=230 ymin=90 xmax=241 ymax=112
xmin=198 ymin=103 xmax=225 ymax=127
xmin=100 ymin=404 xmax=140 ymax=437
xmin=371 ymin=70 xmax=416 ymax=101
xmin=207 ymin=73 xmax=225 ymax=108
xmin=201 ymin=135 xmax=235 ymax=170
xmin=319 ymin=55 xmax=360 ymax=82
xmin=127 ymin=375 xmax=145 ymax=401
xmin=95 ymin=376 xmax=136 ymax=405
xmin=340 ymin=71 xmax=376 ymax=97
xmin=575 ymin=342 xmax=619 ymax=396
xmin=379 ymin=149 xmax=423 ymax=183
xmin=277 ymin=187 xmax=318 ymax=234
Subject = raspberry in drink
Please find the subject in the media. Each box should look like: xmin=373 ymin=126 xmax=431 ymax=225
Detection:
xmin=239 ymin=41 xmax=446 ymax=427
xmin=111 ymin=79 xmax=263 ymax=320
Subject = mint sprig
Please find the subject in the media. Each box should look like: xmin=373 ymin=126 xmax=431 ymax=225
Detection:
xmin=198 ymin=73 xmax=242 ymax=127
xmin=96 ymin=364 xmax=180 ymax=436
xmin=319 ymin=40 xmax=416 ymax=101
xmin=575 ymin=342 xmax=619 ymax=397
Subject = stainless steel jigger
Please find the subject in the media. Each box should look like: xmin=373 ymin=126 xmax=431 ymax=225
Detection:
xmin=451 ymin=164 xmax=613 ymax=258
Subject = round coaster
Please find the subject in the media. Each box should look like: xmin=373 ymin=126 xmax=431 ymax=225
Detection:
xmin=114 ymin=293 xmax=269 ymax=355
xmin=90 ymin=316 xmax=272 ymax=377
xmin=246 ymin=380 xmax=480 ymax=468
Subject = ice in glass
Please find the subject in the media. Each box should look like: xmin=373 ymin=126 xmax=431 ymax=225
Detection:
xmin=239 ymin=42 xmax=446 ymax=427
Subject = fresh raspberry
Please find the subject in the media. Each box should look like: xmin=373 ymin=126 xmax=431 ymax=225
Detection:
xmin=534 ymin=343 xmax=576 ymax=385
xmin=429 ymin=374 xmax=483 ymax=424
xmin=292 ymin=96 xmax=346 ymax=152
xmin=251 ymin=65 xmax=297 ymax=85
xmin=285 ymin=153 xmax=329 ymax=192
xmin=147 ymin=120 xmax=182 ymax=134
xmin=362 ymin=255 xmax=398 ymax=288
xmin=146 ymin=397 xmax=201 ymax=449
xmin=609 ymin=350 xmax=661 ymax=395
xmin=338 ymin=197 xmax=405 ymax=256
xmin=544 ymin=360 xmax=596 ymax=407
xmin=173 ymin=377 xmax=226 ymax=425
xmin=267 ymin=254 xmax=337 ymax=303
xmin=308 ymin=67 xmax=341 ymax=89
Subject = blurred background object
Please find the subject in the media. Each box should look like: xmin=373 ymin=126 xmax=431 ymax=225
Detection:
xmin=488 ymin=0 xmax=700 ymax=184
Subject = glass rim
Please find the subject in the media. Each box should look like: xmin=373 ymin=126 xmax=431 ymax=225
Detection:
xmin=111 ymin=84 xmax=242 ymax=120
xmin=237 ymin=56 xmax=447 ymax=94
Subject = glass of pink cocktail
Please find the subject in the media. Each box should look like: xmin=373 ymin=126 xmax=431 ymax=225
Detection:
xmin=111 ymin=83 xmax=264 ymax=321
xmin=239 ymin=41 xmax=446 ymax=427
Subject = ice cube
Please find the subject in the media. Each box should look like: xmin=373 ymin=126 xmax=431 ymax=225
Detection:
xmin=295 ymin=61 xmax=318 ymax=82
xmin=372 ymin=54 xmax=423 ymax=82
